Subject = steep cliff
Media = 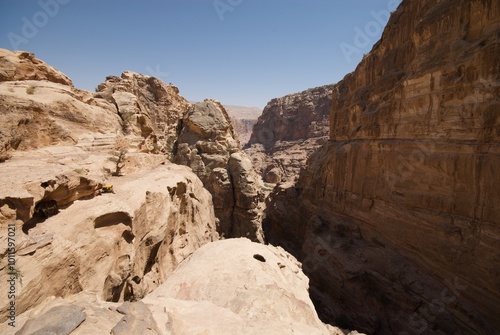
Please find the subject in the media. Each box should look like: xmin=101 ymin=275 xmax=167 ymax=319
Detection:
xmin=245 ymin=84 xmax=334 ymax=182
xmin=266 ymin=0 xmax=500 ymax=334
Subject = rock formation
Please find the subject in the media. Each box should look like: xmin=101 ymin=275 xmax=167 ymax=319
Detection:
xmin=175 ymin=100 xmax=265 ymax=242
xmin=0 ymin=47 xmax=370 ymax=334
xmin=0 ymin=152 xmax=218 ymax=320
xmin=95 ymin=71 xmax=189 ymax=157
xmin=265 ymin=0 xmax=500 ymax=334
xmin=0 ymin=49 xmax=73 ymax=85
xmin=245 ymin=84 xmax=334 ymax=182
xmin=0 ymin=50 xmax=122 ymax=157
xmin=0 ymin=239 xmax=358 ymax=335
xmin=0 ymin=48 xmax=219 ymax=325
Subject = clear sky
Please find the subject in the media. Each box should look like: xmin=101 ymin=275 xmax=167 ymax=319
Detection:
xmin=0 ymin=0 xmax=401 ymax=108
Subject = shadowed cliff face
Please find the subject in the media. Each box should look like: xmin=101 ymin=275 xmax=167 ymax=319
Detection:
xmin=266 ymin=0 xmax=500 ymax=333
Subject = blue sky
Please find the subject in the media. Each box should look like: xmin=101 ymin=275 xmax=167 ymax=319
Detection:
xmin=0 ymin=0 xmax=401 ymax=108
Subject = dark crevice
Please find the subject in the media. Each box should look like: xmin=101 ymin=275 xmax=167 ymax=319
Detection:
xmin=144 ymin=242 xmax=162 ymax=275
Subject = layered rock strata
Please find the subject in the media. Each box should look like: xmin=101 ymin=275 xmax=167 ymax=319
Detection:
xmin=245 ymin=84 xmax=334 ymax=182
xmin=175 ymin=100 xmax=265 ymax=242
xmin=266 ymin=0 xmax=500 ymax=333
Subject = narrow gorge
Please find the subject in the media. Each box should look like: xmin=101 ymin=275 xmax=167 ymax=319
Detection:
xmin=0 ymin=0 xmax=499 ymax=334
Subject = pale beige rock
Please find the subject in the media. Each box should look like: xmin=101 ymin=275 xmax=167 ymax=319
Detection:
xmin=0 ymin=49 xmax=73 ymax=85
xmin=0 ymin=240 xmax=361 ymax=335
xmin=0 ymin=155 xmax=218 ymax=321
xmin=142 ymin=238 xmax=346 ymax=335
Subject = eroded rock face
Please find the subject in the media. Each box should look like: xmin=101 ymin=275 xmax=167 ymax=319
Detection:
xmin=266 ymin=0 xmax=500 ymax=334
xmin=95 ymin=71 xmax=189 ymax=157
xmin=175 ymin=100 xmax=265 ymax=242
xmin=0 ymin=158 xmax=218 ymax=321
xmin=0 ymin=239 xmax=355 ymax=335
xmin=245 ymin=84 xmax=334 ymax=182
xmin=0 ymin=49 xmax=73 ymax=85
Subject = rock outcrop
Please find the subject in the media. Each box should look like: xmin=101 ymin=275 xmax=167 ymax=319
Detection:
xmin=266 ymin=0 xmax=500 ymax=334
xmin=1 ymin=239 xmax=356 ymax=335
xmin=0 ymin=50 xmax=122 ymax=156
xmin=95 ymin=71 xmax=189 ymax=157
xmin=0 ymin=49 xmax=220 ymax=323
xmin=0 ymin=155 xmax=218 ymax=321
xmin=0 ymin=49 xmax=73 ymax=86
xmin=175 ymin=100 xmax=265 ymax=242
xmin=245 ymin=84 xmax=334 ymax=182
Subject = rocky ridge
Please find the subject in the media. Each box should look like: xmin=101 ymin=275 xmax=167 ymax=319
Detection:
xmin=265 ymin=0 xmax=500 ymax=334
xmin=245 ymin=84 xmax=334 ymax=183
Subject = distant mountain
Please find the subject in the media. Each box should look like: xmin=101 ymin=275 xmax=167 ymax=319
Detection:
xmin=223 ymin=105 xmax=262 ymax=120
xmin=223 ymin=105 xmax=262 ymax=147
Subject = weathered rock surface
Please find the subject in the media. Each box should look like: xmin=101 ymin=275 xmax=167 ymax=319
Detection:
xmin=0 ymin=49 xmax=73 ymax=86
xmin=245 ymin=84 xmax=334 ymax=182
xmin=95 ymin=71 xmax=189 ymax=157
xmin=15 ymin=304 xmax=86 ymax=335
xmin=0 ymin=153 xmax=218 ymax=321
xmin=1 ymin=239 xmax=357 ymax=335
xmin=266 ymin=0 xmax=500 ymax=334
xmin=175 ymin=100 xmax=265 ymax=242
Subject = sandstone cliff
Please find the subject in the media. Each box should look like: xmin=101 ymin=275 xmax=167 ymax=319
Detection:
xmin=175 ymin=100 xmax=265 ymax=242
xmin=245 ymin=84 xmax=334 ymax=182
xmin=266 ymin=0 xmax=500 ymax=334
xmin=0 ymin=239 xmax=354 ymax=335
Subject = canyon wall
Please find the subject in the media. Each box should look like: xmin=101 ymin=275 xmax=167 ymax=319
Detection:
xmin=266 ymin=0 xmax=500 ymax=333
xmin=245 ymin=84 xmax=334 ymax=182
